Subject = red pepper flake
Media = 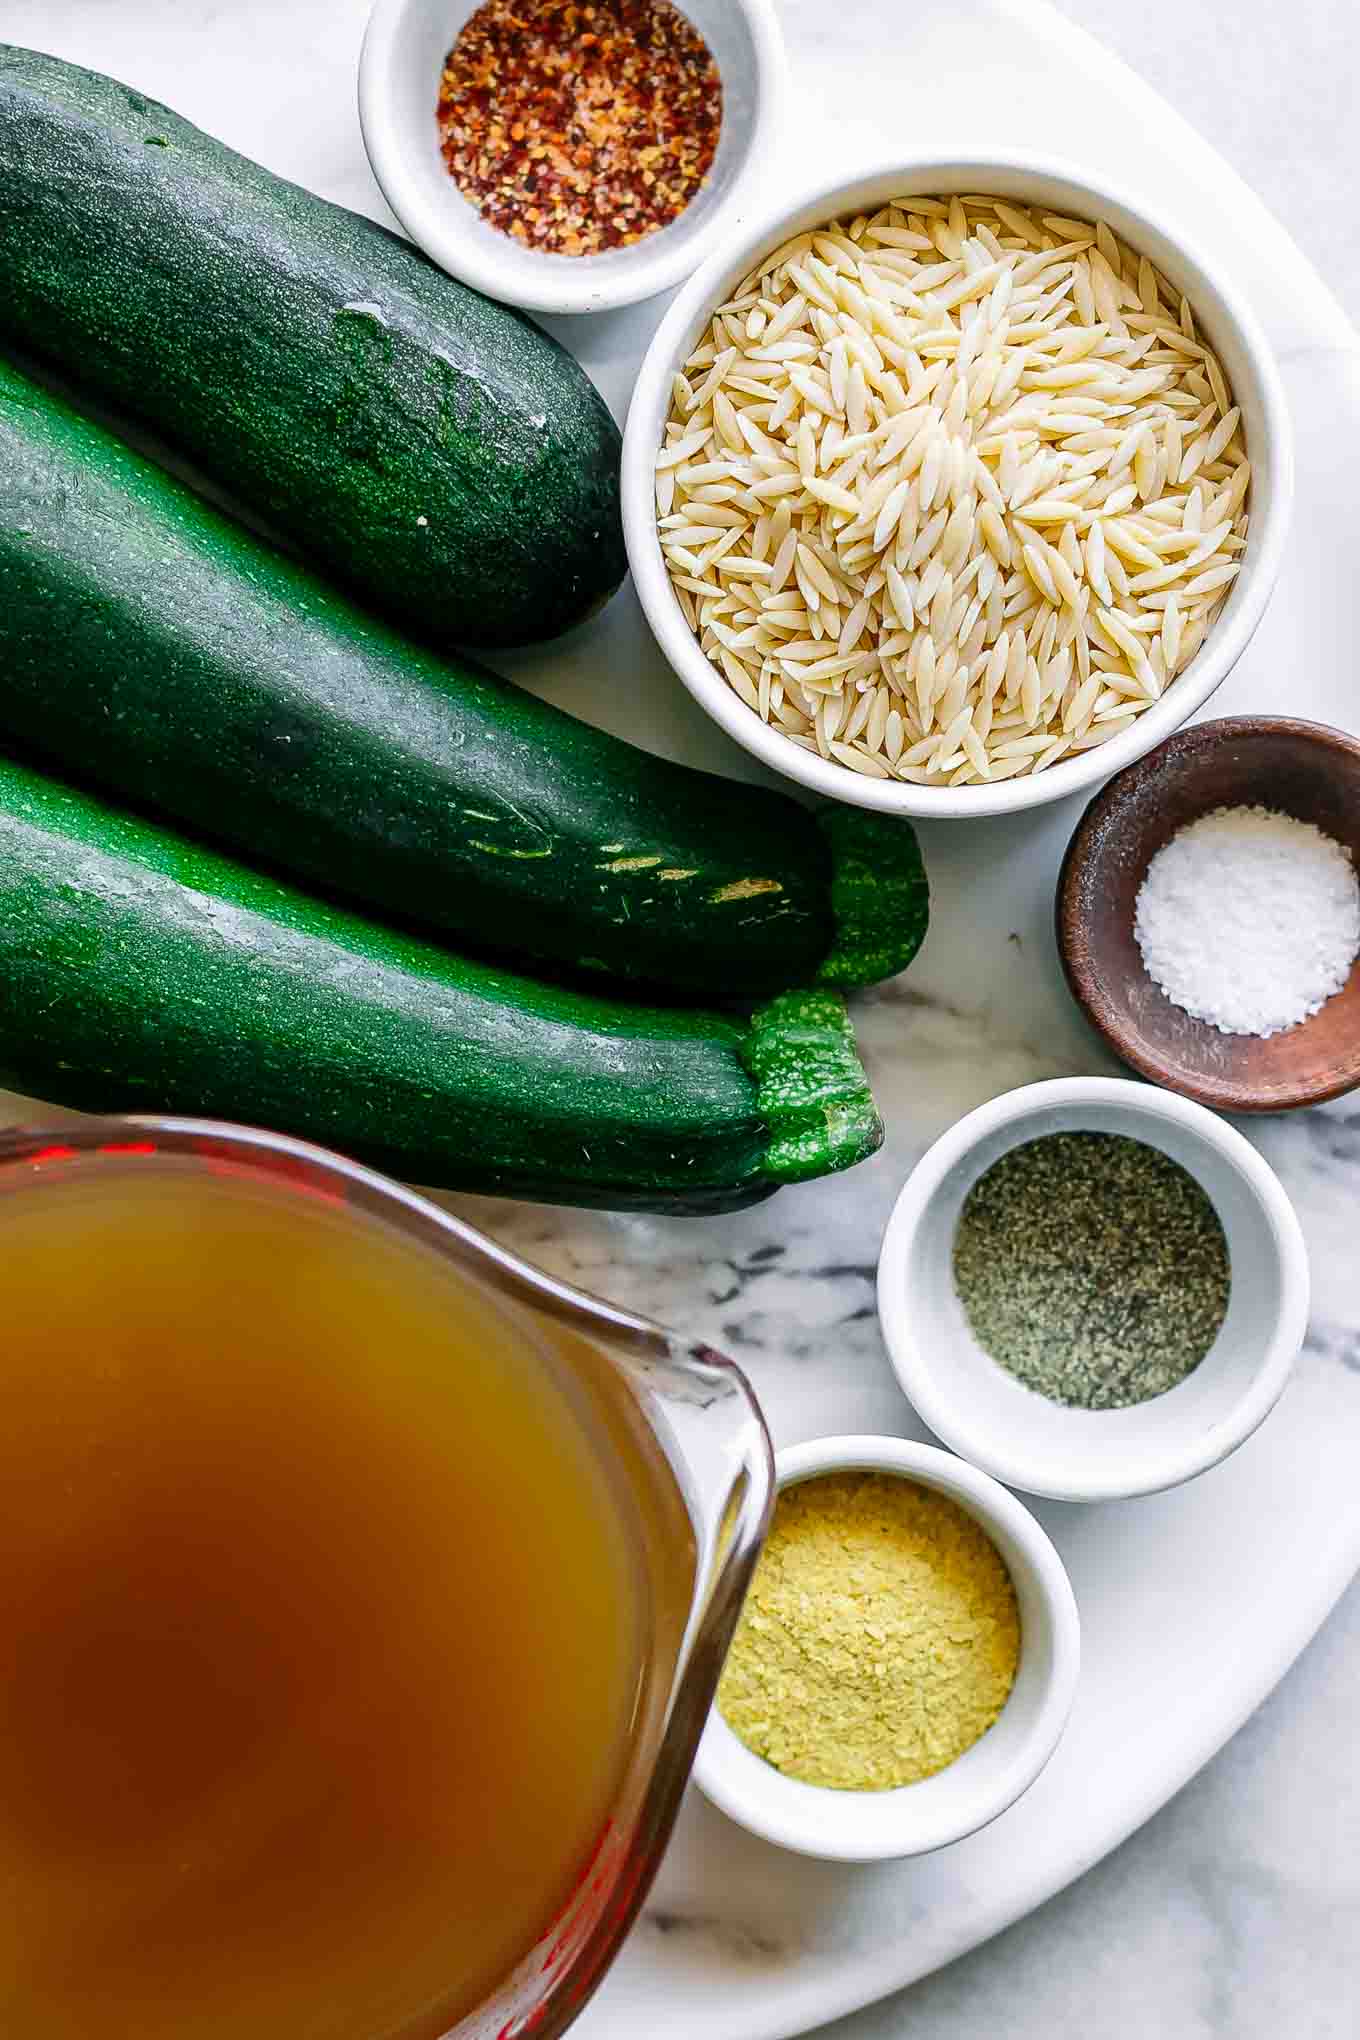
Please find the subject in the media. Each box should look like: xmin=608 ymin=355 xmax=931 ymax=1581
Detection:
xmin=435 ymin=0 xmax=723 ymax=257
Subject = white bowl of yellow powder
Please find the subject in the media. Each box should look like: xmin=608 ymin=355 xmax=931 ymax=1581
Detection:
xmin=693 ymin=1435 xmax=1079 ymax=1860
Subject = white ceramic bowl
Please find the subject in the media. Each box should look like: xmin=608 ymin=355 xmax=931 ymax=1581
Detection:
xmin=623 ymin=154 xmax=1294 ymax=816
xmin=692 ymin=1434 xmax=1080 ymax=1862
xmin=358 ymin=0 xmax=787 ymax=315
xmin=877 ymin=1079 xmax=1310 ymax=1502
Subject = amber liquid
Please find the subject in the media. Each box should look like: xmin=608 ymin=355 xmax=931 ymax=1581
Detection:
xmin=0 ymin=1165 xmax=652 ymax=2039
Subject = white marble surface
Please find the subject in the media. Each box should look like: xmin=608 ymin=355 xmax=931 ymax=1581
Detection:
xmin=1054 ymin=0 xmax=1360 ymax=325
xmin=6 ymin=3 xmax=1360 ymax=2037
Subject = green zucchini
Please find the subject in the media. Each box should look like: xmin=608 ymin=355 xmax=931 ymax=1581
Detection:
xmin=0 ymin=757 xmax=882 ymax=1213
xmin=0 ymin=45 xmax=623 ymax=650
xmin=0 ymin=357 xmax=928 ymax=1000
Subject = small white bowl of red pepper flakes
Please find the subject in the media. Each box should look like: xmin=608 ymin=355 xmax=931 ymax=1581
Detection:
xmin=360 ymin=0 xmax=787 ymax=314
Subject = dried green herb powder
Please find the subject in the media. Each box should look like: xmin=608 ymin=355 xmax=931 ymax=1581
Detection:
xmin=952 ymin=1132 xmax=1231 ymax=1409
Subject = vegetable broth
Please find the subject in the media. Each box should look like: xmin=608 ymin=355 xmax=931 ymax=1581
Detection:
xmin=0 ymin=1165 xmax=651 ymax=2038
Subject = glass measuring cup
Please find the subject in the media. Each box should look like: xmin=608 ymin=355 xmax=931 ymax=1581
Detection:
xmin=0 ymin=1114 xmax=774 ymax=2040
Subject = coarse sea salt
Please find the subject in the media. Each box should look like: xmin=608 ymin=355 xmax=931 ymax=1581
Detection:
xmin=1134 ymin=804 xmax=1360 ymax=1038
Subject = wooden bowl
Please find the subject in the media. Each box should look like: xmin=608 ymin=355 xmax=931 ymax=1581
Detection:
xmin=1057 ymin=717 xmax=1360 ymax=1112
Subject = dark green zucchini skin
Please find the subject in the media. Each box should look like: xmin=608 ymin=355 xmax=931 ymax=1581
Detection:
xmin=0 ymin=758 xmax=883 ymax=1213
xmin=0 ymin=358 xmax=928 ymax=1000
xmin=0 ymin=44 xmax=624 ymax=650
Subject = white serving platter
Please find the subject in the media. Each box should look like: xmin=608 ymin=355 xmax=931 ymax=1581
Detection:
xmin=7 ymin=2 xmax=1360 ymax=2037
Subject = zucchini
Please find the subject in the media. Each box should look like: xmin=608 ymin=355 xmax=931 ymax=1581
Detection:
xmin=0 ymin=357 xmax=928 ymax=1000
xmin=0 ymin=757 xmax=882 ymax=1213
xmin=0 ymin=45 xmax=624 ymax=649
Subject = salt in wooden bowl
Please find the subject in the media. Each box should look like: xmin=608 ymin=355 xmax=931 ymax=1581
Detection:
xmin=1057 ymin=716 xmax=1360 ymax=1112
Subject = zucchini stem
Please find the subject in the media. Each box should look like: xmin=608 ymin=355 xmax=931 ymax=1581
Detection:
xmin=747 ymin=989 xmax=883 ymax=1184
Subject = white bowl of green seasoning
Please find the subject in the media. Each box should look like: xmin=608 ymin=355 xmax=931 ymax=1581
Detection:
xmin=693 ymin=1435 xmax=1080 ymax=1861
xmin=877 ymin=1078 xmax=1310 ymax=1503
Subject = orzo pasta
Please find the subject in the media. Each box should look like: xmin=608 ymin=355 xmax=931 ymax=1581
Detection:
xmin=655 ymin=195 xmax=1249 ymax=787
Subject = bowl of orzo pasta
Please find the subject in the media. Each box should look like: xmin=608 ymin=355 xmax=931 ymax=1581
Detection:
xmin=623 ymin=157 xmax=1293 ymax=815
